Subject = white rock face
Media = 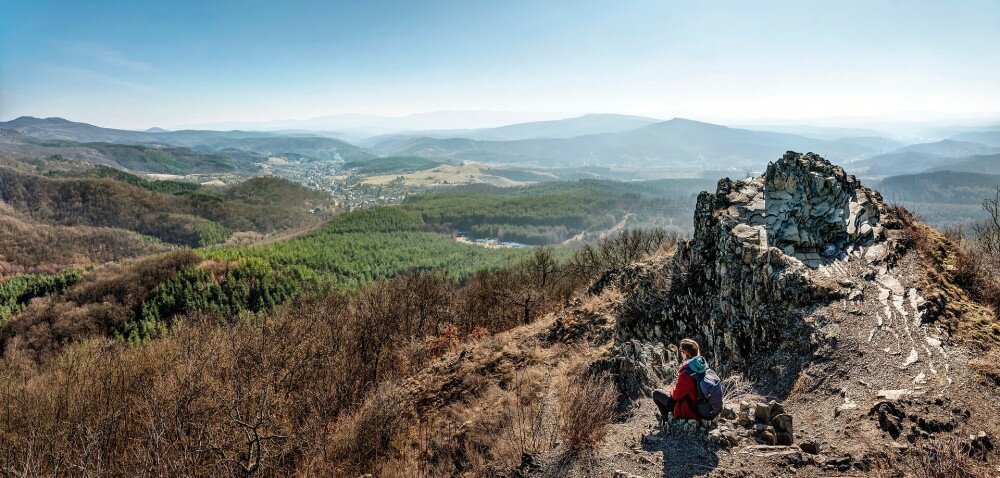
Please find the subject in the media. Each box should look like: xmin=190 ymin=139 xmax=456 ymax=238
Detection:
xmin=711 ymin=151 xmax=886 ymax=268
xmin=608 ymin=152 xmax=894 ymax=398
xmin=616 ymin=151 xmax=890 ymax=363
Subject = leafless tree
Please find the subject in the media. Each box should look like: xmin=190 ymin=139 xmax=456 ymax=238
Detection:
xmin=972 ymin=187 xmax=1000 ymax=257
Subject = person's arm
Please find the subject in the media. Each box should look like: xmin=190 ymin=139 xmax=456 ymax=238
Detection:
xmin=670 ymin=372 xmax=695 ymax=402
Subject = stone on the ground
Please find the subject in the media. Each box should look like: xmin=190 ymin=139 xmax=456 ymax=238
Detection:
xmin=834 ymin=402 xmax=858 ymax=417
xmin=870 ymin=401 xmax=905 ymax=437
xmin=798 ymin=440 xmax=821 ymax=455
xmin=737 ymin=410 xmax=751 ymax=425
xmin=964 ymin=431 xmax=994 ymax=458
xmin=768 ymin=400 xmax=785 ymax=418
xmin=754 ymin=402 xmax=771 ymax=423
xmin=613 ymin=470 xmax=644 ymax=478
xmin=876 ymin=389 xmax=912 ymax=400
xmin=771 ymin=413 xmax=794 ymax=445
xmin=761 ymin=427 xmax=777 ymax=445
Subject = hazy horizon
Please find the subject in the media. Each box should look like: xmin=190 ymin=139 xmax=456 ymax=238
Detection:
xmin=2 ymin=0 xmax=999 ymax=130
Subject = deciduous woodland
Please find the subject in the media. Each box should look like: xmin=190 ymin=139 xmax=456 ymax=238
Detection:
xmin=0 ymin=229 xmax=673 ymax=477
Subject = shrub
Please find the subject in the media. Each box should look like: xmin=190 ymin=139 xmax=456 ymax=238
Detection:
xmin=327 ymin=382 xmax=409 ymax=474
xmin=557 ymin=371 xmax=618 ymax=451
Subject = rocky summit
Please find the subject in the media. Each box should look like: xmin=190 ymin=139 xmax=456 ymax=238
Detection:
xmin=740 ymin=151 xmax=885 ymax=260
xmin=582 ymin=151 xmax=998 ymax=477
xmin=611 ymin=152 xmax=892 ymax=390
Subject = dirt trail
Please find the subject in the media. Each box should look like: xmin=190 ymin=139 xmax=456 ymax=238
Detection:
xmin=563 ymin=213 xmax=632 ymax=246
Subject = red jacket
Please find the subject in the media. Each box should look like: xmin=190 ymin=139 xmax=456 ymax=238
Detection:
xmin=669 ymin=362 xmax=699 ymax=419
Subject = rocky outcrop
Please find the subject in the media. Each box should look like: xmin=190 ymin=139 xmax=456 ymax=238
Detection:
xmin=607 ymin=152 xmax=891 ymax=398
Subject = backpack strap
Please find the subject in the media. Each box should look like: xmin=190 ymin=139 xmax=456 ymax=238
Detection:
xmin=681 ymin=368 xmax=708 ymax=405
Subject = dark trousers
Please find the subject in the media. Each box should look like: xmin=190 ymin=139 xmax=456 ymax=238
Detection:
xmin=652 ymin=388 xmax=675 ymax=419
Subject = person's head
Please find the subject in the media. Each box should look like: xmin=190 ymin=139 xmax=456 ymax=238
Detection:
xmin=679 ymin=338 xmax=700 ymax=360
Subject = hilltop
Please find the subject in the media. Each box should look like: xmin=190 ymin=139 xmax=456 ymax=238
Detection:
xmin=375 ymin=152 xmax=1000 ymax=477
xmin=0 ymin=163 xmax=336 ymax=273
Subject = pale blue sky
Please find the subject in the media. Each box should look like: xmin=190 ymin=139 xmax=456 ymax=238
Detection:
xmin=1 ymin=0 xmax=998 ymax=129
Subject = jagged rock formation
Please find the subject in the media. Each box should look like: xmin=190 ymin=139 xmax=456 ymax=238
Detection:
xmin=608 ymin=152 xmax=892 ymax=397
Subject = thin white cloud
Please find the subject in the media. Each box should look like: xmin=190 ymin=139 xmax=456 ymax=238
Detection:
xmin=52 ymin=66 xmax=155 ymax=92
xmin=1 ymin=90 xmax=28 ymax=101
xmin=61 ymin=41 xmax=152 ymax=71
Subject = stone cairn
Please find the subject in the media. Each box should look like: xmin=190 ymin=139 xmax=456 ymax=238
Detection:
xmin=641 ymin=399 xmax=797 ymax=449
xmin=605 ymin=152 xmax=889 ymax=399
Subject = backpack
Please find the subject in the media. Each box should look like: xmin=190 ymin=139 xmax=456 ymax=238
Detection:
xmin=682 ymin=367 xmax=724 ymax=420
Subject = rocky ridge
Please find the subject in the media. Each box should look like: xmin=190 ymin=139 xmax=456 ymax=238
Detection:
xmin=608 ymin=152 xmax=894 ymax=396
xmin=586 ymin=151 xmax=999 ymax=477
xmin=386 ymin=151 xmax=997 ymax=477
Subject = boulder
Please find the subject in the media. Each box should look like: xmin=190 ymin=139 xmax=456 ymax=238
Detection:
xmin=755 ymin=402 xmax=772 ymax=423
xmin=770 ymin=413 xmax=794 ymax=445
xmin=870 ymin=401 xmax=905 ymax=438
xmin=798 ymin=440 xmax=821 ymax=455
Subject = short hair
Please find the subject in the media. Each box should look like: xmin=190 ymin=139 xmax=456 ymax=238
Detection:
xmin=679 ymin=338 xmax=700 ymax=357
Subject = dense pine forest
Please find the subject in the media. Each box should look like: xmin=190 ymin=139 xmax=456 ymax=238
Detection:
xmin=403 ymin=179 xmax=704 ymax=244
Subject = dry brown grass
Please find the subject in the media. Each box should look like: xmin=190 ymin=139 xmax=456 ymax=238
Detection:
xmin=721 ymin=372 xmax=764 ymax=405
xmin=492 ymin=369 xmax=559 ymax=469
xmin=557 ymin=371 xmax=618 ymax=451
xmin=869 ymin=438 xmax=995 ymax=478
xmin=324 ymin=382 xmax=410 ymax=475
xmin=891 ymin=205 xmax=1000 ymax=350
xmin=969 ymin=349 xmax=1000 ymax=386
xmin=0 ymin=278 xmax=572 ymax=477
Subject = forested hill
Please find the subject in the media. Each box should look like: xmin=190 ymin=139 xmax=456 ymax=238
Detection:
xmin=878 ymin=170 xmax=1000 ymax=204
xmin=0 ymin=166 xmax=331 ymax=248
xmin=0 ymin=131 xmax=240 ymax=174
xmin=402 ymin=179 xmax=713 ymax=244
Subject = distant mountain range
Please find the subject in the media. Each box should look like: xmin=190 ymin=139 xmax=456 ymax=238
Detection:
xmin=0 ymin=117 xmax=374 ymax=166
xmin=950 ymin=131 xmax=1000 ymax=147
xmin=176 ymin=110 xmax=567 ymax=137
xmin=366 ymin=118 xmax=888 ymax=169
xmin=735 ymin=124 xmax=895 ymax=141
xmin=378 ymin=114 xmax=662 ymax=142
xmin=5 ymin=115 xmax=1000 ymax=175
xmin=851 ymin=138 xmax=1000 ymax=177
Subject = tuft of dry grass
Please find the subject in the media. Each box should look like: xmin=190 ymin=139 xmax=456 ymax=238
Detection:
xmin=869 ymin=437 xmax=995 ymax=478
xmin=721 ymin=372 xmax=764 ymax=405
xmin=557 ymin=371 xmax=618 ymax=451
xmin=969 ymin=349 xmax=1000 ymax=386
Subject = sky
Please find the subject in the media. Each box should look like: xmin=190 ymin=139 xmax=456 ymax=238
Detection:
xmin=1 ymin=0 xmax=998 ymax=130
